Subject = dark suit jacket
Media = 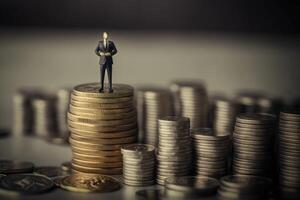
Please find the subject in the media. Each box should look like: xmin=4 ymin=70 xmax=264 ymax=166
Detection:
xmin=95 ymin=40 xmax=117 ymax=65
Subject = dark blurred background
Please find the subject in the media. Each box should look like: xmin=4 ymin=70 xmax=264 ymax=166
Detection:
xmin=1 ymin=0 xmax=300 ymax=129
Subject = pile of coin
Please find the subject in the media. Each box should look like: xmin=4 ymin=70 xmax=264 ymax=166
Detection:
xmin=278 ymin=111 xmax=300 ymax=198
xmin=56 ymin=88 xmax=71 ymax=139
xmin=192 ymin=128 xmax=230 ymax=178
xmin=218 ymin=175 xmax=272 ymax=199
xmin=213 ymin=97 xmax=238 ymax=135
xmin=156 ymin=116 xmax=191 ymax=185
xmin=232 ymin=113 xmax=276 ymax=177
xmin=136 ymin=87 xmax=173 ymax=146
xmin=164 ymin=176 xmax=219 ymax=199
xmin=12 ymin=89 xmax=35 ymax=135
xmin=170 ymin=81 xmax=208 ymax=129
xmin=121 ymin=144 xmax=156 ymax=186
xmin=67 ymin=83 xmax=137 ymax=175
xmin=32 ymin=94 xmax=57 ymax=138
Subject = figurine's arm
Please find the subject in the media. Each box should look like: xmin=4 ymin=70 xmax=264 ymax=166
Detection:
xmin=111 ymin=42 xmax=117 ymax=56
xmin=95 ymin=45 xmax=100 ymax=56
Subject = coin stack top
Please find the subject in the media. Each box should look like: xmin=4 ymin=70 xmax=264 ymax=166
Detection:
xmin=232 ymin=113 xmax=276 ymax=177
xmin=68 ymin=83 xmax=137 ymax=175
xmin=278 ymin=111 xmax=300 ymax=199
xmin=121 ymin=144 xmax=156 ymax=186
xmin=192 ymin=128 xmax=230 ymax=179
xmin=157 ymin=116 xmax=191 ymax=185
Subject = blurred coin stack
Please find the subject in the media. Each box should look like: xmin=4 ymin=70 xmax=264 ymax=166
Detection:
xmin=278 ymin=111 xmax=300 ymax=199
xmin=136 ymin=88 xmax=173 ymax=146
xmin=12 ymin=89 xmax=35 ymax=135
xmin=235 ymin=92 xmax=261 ymax=114
xmin=213 ymin=97 xmax=238 ymax=135
xmin=192 ymin=128 xmax=230 ymax=178
xmin=121 ymin=144 xmax=155 ymax=186
xmin=232 ymin=113 xmax=276 ymax=177
xmin=32 ymin=94 xmax=57 ymax=138
xmin=67 ymin=83 xmax=137 ymax=175
xmin=56 ymin=88 xmax=71 ymax=139
xmin=218 ymin=175 xmax=272 ymax=199
xmin=157 ymin=116 xmax=191 ymax=185
xmin=170 ymin=81 xmax=208 ymax=128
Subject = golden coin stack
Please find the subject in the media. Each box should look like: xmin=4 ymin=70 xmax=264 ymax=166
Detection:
xmin=67 ymin=83 xmax=137 ymax=175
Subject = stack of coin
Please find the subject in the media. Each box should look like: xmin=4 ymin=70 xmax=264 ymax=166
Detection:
xmin=164 ymin=176 xmax=219 ymax=199
xmin=56 ymin=88 xmax=71 ymax=139
xmin=68 ymin=83 xmax=137 ymax=175
xmin=136 ymin=87 xmax=173 ymax=146
xmin=192 ymin=128 xmax=230 ymax=178
xmin=235 ymin=92 xmax=261 ymax=114
xmin=232 ymin=113 xmax=276 ymax=177
xmin=12 ymin=89 xmax=35 ymax=135
xmin=278 ymin=111 xmax=300 ymax=199
xmin=218 ymin=175 xmax=272 ymax=199
xmin=213 ymin=97 xmax=238 ymax=135
xmin=121 ymin=144 xmax=156 ymax=186
xmin=170 ymin=81 xmax=208 ymax=129
xmin=157 ymin=116 xmax=191 ymax=185
xmin=32 ymin=94 xmax=58 ymax=138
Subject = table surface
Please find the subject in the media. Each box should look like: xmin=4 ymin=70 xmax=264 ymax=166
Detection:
xmin=0 ymin=135 xmax=217 ymax=200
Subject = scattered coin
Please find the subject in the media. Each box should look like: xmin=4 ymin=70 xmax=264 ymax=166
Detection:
xmin=0 ymin=160 xmax=34 ymax=174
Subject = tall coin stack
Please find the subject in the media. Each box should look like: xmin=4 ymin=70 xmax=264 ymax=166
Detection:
xmin=136 ymin=88 xmax=173 ymax=146
xmin=121 ymin=144 xmax=156 ymax=186
xmin=213 ymin=98 xmax=238 ymax=135
xmin=68 ymin=83 xmax=137 ymax=175
xmin=170 ymin=81 xmax=208 ymax=129
xmin=192 ymin=128 xmax=230 ymax=178
xmin=278 ymin=111 xmax=300 ymax=199
xmin=232 ymin=113 xmax=275 ymax=177
xmin=157 ymin=116 xmax=191 ymax=185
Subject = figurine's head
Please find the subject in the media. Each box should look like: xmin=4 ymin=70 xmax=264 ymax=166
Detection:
xmin=103 ymin=32 xmax=109 ymax=40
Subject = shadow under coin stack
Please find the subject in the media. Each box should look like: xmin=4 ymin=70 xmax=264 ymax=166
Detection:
xmin=136 ymin=88 xmax=173 ymax=146
xmin=121 ymin=144 xmax=156 ymax=186
xmin=278 ymin=111 xmax=300 ymax=199
xmin=232 ymin=113 xmax=276 ymax=177
xmin=157 ymin=116 xmax=191 ymax=185
xmin=192 ymin=128 xmax=230 ymax=179
xmin=68 ymin=83 xmax=137 ymax=175
xmin=170 ymin=81 xmax=208 ymax=129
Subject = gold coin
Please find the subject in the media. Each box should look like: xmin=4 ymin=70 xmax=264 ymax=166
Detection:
xmin=68 ymin=109 xmax=137 ymax=120
xmin=72 ymin=158 xmax=123 ymax=168
xmin=73 ymin=83 xmax=133 ymax=98
xmin=71 ymin=93 xmax=133 ymax=103
xmin=69 ymin=126 xmax=137 ymax=138
xmin=70 ymin=99 xmax=133 ymax=109
xmin=60 ymin=174 xmax=121 ymax=193
xmin=71 ymin=163 xmax=122 ymax=175
xmin=69 ymin=104 xmax=133 ymax=114
xmin=71 ymin=146 xmax=122 ymax=156
xmin=71 ymin=133 xmax=137 ymax=145
xmin=72 ymin=152 xmax=122 ymax=162
xmin=69 ymin=137 xmax=123 ymax=150
xmin=68 ymin=120 xmax=137 ymax=132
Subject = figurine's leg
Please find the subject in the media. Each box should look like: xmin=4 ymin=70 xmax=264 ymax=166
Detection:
xmin=99 ymin=65 xmax=105 ymax=92
xmin=107 ymin=65 xmax=113 ymax=93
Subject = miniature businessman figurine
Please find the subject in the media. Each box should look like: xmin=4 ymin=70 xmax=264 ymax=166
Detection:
xmin=95 ymin=32 xmax=118 ymax=93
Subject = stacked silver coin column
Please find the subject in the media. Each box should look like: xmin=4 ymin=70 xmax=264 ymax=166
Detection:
xmin=213 ymin=98 xmax=238 ymax=135
xmin=232 ymin=113 xmax=276 ymax=177
xmin=121 ymin=144 xmax=156 ymax=186
xmin=192 ymin=128 xmax=230 ymax=178
xmin=278 ymin=111 xmax=300 ymax=199
xmin=136 ymin=88 xmax=173 ymax=146
xmin=157 ymin=116 xmax=191 ymax=185
xmin=170 ymin=81 xmax=208 ymax=129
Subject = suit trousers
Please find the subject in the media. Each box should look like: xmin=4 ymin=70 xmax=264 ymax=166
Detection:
xmin=100 ymin=64 xmax=113 ymax=90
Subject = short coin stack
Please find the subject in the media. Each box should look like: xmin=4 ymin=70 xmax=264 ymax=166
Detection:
xmin=68 ymin=83 xmax=137 ymax=175
xmin=192 ymin=128 xmax=230 ymax=178
xmin=170 ymin=81 xmax=208 ymax=129
xmin=121 ymin=144 xmax=156 ymax=186
xmin=232 ymin=113 xmax=276 ymax=177
xmin=213 ymin=98 xmax=238 ymax=135
xmin=157 ymin=116 xmax=191 ymax=185
xmin=278 ymin=111 xmax=300 ymax=199
xmin=136 ymin=88 xmax=173 ymax=146
xmin=218 ymin=175 xmax=272 ymax=199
